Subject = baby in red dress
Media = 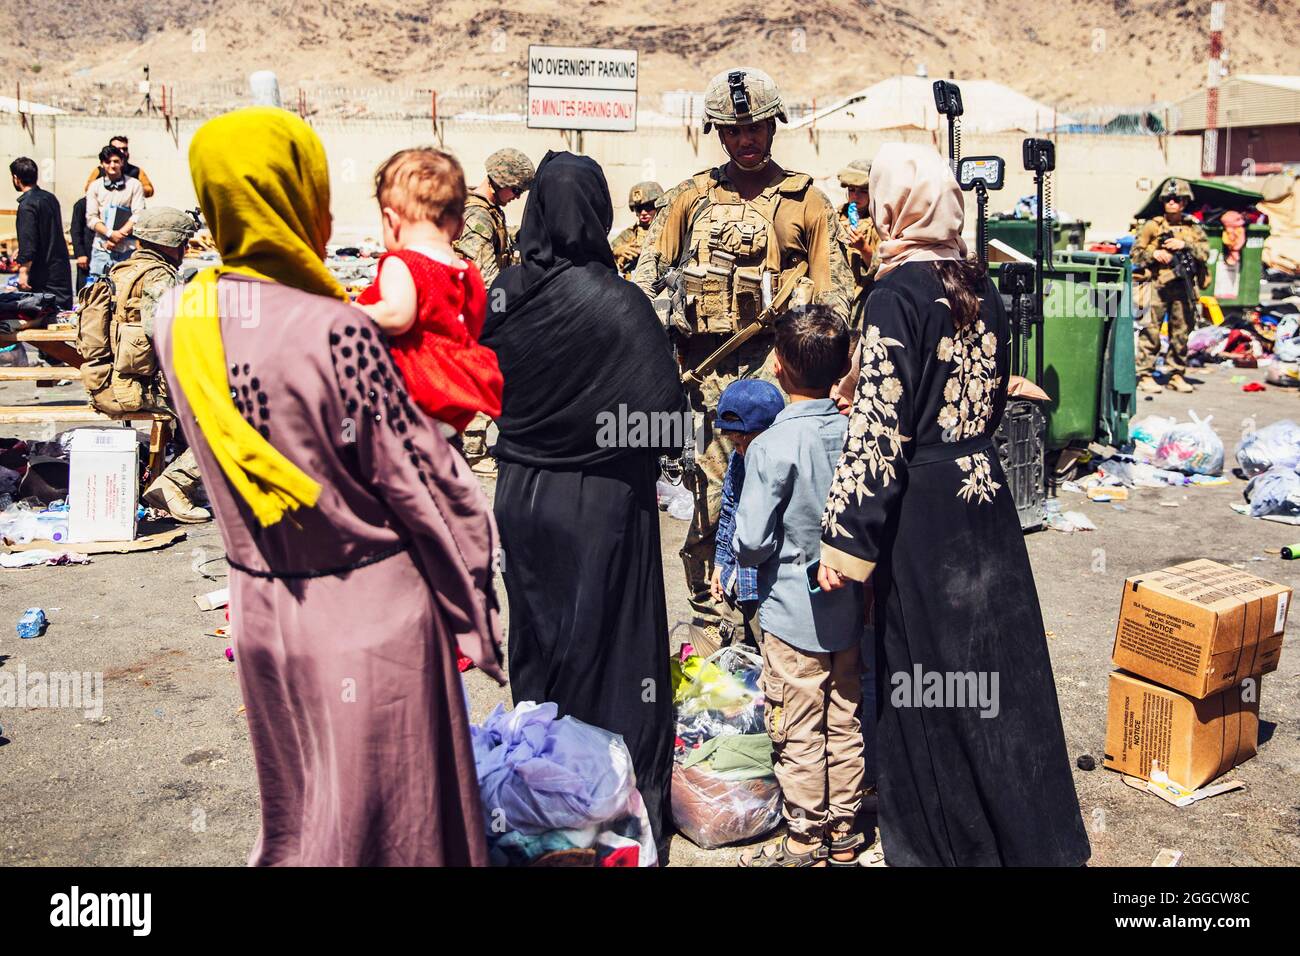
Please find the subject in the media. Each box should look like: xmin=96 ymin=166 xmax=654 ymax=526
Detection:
xmin=357 ymin=148 xmax=503 ymax=436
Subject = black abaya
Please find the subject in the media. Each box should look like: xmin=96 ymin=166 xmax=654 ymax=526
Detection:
xmin=821 ymin=262 xmax=1091 ymax=867
xmin=481 ymin=152 xmax=686 ymax=853
xmin=495 ymin=452 xmax=674 ymax=849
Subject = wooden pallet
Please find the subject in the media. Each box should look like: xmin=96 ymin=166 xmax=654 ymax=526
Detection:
xmin=0 ymin=324 xmax=82 ymax=368
xmin=0 ymin=366 xmax=83 ymax=382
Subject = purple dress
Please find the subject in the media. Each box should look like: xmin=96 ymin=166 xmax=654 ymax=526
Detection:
xmin=156 ymin=275 xmax=502 ymax=866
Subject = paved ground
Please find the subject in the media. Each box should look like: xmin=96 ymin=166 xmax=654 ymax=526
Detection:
xmin=2 ymin=360 xmax=1298 ymax=867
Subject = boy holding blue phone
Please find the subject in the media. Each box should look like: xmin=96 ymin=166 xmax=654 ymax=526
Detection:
xmin=733 ymin=305 xmax=866 ymax=867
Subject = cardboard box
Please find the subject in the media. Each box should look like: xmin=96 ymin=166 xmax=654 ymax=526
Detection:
xmin=1103 ymin=670 xmax=1259 ymax=790
xmin=67 ymin=428 xmax=138 ymax=544
xmin=1111 ymin=559 xmax=1289 ymax=699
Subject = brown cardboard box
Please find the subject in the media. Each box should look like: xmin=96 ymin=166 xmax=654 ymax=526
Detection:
xmin=1111 ymin=559 xmax=1289 ymax=699
xmin=1103 ymin=670 xmax=1259 ymax=789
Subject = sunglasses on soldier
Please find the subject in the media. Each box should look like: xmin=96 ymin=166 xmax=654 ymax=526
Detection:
xmin=632 ymin=202 xmax=656 ymax=215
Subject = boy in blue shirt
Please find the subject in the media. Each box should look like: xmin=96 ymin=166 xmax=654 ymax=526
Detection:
xmin=709 ymin=379 xmax=786 ymax=654
xmin=734 ymin=305 xmax=865 ymax=867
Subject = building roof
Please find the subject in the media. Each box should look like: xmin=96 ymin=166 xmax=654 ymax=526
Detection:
xmin=0 ymin=95 xmax=66 ymax=116
xmin=1173 ymin=75 xmax=1300 ymax=131
xmin=788 ymin=75 xmax=1071 ymax=133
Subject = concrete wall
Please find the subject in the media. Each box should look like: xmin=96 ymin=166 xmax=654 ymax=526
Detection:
xmin=1 ymin=113 xmax=1202 ymax=242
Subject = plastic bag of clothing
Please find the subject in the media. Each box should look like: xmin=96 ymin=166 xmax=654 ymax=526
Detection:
xmin=1266 ymin=361 xmax=1300 ymax=388
xmin=1129 ymin=414 xmax=1176 ymax=450
xmin=1244 ymin=466 xmax=1300 ymax=517
xmin=1236 ymin=419 xmax=1300 ymax=476
xmin=1151 ymin=412 xmax=1224 ymax=475
xmin=471 ymin=701 xmax=657 ymax=866
xmin=1187 ymin=324 xmax=1230 ymax=355
xmin=671 ymin=762 xmax=781 ymax=849
xmin=1275 ymin=337 xmax=1300 ymax=363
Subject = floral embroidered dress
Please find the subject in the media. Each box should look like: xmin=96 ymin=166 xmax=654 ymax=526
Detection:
xmin=820 ymin=261 xmax=1091 ymax=867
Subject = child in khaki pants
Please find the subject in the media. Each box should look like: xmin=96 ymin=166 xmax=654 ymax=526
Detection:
xmin=733 ymin=306 xmax=866 ymax=867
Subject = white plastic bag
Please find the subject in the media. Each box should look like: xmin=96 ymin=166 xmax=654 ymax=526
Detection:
xmin=1236 ymin=419 xmax=1300 ymax=476
xmin=1244 ymin=466 xmax=1300 ymax=517
xmin=1129 ymin=414 xmax=1176 ymax=453
xmin=1151 ymin=412 xmax=1225 ymax=476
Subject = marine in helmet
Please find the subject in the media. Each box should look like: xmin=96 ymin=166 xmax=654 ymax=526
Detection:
xmin=455 ymin=147 xmax=535 ymax=474
xmin=632 ymin=67 xmax=852 ymax=649
xmin=611 ymin=180 xmax=664 ymax=277
xmin=1132 ymin=178 xmax=1209 ymax=394
xmin=75 ymin=207 xmax=211 ymax=522
xmin=836 ymin=159 xmax=882 ymax=318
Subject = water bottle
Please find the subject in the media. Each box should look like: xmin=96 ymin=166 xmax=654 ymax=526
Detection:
xmin=36 ymin=512 xmax=70 ymax=544
xmin=17 ymin=607 xmax=46 ymax=639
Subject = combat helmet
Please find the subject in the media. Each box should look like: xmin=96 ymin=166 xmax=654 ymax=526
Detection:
xmin=628 ymin=181 xmax=665 ymax=210
xmin=702 ymin=68 xmax=788 ymax=133
xmin=133 ymin=207 xmax=198 ymax=247
xmin=1160 ymin=178 xmax=1195 ymax=203
xmin=838 ymin=159 xmax=872 ymax=188
xmin=486 ymin=148 xmax=535 ymax=192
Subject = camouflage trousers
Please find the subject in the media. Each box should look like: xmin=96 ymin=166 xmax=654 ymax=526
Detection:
xmin=678 ymin=332 xmax=781 ymax=629
xmin=462 ymin=412 xmax=493 ymax=460
xmin=1136 ymin=286 xmax=1195 ymax=377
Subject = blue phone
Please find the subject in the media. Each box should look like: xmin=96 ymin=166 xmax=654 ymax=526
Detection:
xmin=806 ymin=560 xmax=821 ymax=593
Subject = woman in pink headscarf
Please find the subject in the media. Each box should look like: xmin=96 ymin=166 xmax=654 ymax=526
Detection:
xmin=817 ymin=143 xmax=1091 ymax=867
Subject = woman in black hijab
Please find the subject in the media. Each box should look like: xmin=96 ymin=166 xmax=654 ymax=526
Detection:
xmin=482 ymin=151 xmax=686 ymax=855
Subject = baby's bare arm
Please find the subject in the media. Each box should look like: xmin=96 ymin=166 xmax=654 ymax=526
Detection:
xmin=359 ymin=255 xmax=418 ymax=336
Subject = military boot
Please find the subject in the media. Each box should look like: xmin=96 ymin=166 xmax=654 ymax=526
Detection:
xmin=142 ymin=448 xmax=211 ymax=523
xmin=1166 ymin=373 xmax=1195 ymax=394
xmin=1138 ymin=375 xmax=1163 ymax=394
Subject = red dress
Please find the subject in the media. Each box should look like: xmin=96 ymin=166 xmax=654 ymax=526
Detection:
xmin=356 ymin=248 xmax=503 ymax=432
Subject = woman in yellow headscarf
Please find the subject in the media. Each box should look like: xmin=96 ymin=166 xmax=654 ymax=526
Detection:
xmin=154 ymin=107 xmax=503 ymax=866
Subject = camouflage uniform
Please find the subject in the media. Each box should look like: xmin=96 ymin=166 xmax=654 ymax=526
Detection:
xmin=454 ymin=148 xmax=535 ymax=468
xmin=1131 ymin=182 xmax=1210 ymax=378
xmin=75 ymin=208 xmax=205 ymax=516
xmin=632 ymin=68 xmax=851 ymax=635
xmin=612 ymin=181 xmax=664 ymax=277
xmin=836 ymin=160 xmax=879 ymax=323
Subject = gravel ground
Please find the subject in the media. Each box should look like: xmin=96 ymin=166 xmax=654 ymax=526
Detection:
xmin=1 ymin=360 xmax=1298 ymax=867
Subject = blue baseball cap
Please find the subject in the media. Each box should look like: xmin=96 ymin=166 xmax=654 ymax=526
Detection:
xmin=716 ymin=379 xmax=784 ymax=433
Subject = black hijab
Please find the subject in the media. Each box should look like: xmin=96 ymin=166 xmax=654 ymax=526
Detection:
xmin=482 ymin=151 xmax=685 ymax=468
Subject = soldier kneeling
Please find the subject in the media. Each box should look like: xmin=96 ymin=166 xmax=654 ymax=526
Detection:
xmin=77 ymin=207 xmax=210 ymax=522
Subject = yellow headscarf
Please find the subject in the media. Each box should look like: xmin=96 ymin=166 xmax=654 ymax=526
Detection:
xmin=172 ymin=107 xmax=349 ymax=527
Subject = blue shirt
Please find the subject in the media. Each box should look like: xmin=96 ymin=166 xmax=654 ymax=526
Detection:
xmin=733 ymin=398 xmax=864 ymax=653
xmin=714 ymin=451 xmax=759 ymax=603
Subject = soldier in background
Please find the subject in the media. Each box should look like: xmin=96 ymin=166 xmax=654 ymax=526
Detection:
xmin=76 ymin=207 xmax=209 ymax=522
xmin=611 ymin=181 xmax=664 ymax=277
xmin=1131 ymin=179 xmax=1209 ymax=394
xmin=836 ymin=159 xmax=881 ymax=321
xmin=633 ymin=67 xmax=851 ymax=652
xmin=454 ymin=147 xmax=535 ymax=475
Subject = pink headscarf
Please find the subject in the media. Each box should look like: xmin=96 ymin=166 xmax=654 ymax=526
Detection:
xmin=869 ymin=143 xmax=968 ymax=280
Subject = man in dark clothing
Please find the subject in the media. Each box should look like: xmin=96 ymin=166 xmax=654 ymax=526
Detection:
xmin=70 ymin=196 xmax=93 ymax=289
xmin=11 ymin=157 xmax=73 ymax=310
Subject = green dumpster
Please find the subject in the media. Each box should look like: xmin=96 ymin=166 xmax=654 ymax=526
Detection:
xmin=992 ymin=252 xmax=1136 ymax=449
xmin=988 ymin=217 xmax=1091 ymax=259
xmin=1134 ymin=177 xmax=1270 ymax=311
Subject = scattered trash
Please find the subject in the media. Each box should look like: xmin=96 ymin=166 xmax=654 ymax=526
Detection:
xmin=1087 ymin=486 xmax=1129 ymax=502
xmin=1076 ymin=754 xmax=1096 ymax=771
xmin=1282 ymin=544 xmax=1300 ymax=560
xmin=1046 ymin=510 xmax=1096 ymax=533
xmin=194 ymin=587 xmax=230 ymax=612
xmin=1150 ymin=412 xmax=1224 ymax=476
xmin=1242 ymin=382 xmax=1267 ymax=392
xmin=1244 ymin=467 xmax=1300 ymax=517
xmin=1159 ymin=501 xmax=1180 ymax=507
xmin=656 ymin=479 xmax=693 ymax=521
xmin=1152 ymin=848 xmax=1184 ymax=867
xmin=1121 ymin=773 xmax=1246 ymax=809
xmin=1236 ymin=419 xmax=1300 ymax=476
xmin=224 ymin=647 xmax=234 ymax=662
xmin=0 ymin=549 xmax=91 ymax=569
xmin=17 ymin=607 xmax=47 ymax=639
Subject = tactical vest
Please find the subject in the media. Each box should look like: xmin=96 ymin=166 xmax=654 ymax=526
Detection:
xmin=76 ymin=251 xmax=174 ymax=416
xmin=673 ymin=169 xmax=815 ymax=334
xmin=455 ymin=193 xmax=511 ymax=273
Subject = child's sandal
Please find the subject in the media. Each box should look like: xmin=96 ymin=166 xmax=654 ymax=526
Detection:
xmin=738 ymin=836 xmax=828 ymax=868
xmin=827 ymin=830 xmax=866 ymax=867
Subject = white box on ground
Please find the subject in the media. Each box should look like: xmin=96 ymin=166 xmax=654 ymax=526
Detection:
xmin=68 ymin=428 xmax=139 ymax=544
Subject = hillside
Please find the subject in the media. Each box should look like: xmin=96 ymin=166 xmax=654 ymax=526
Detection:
xmin=8 ymin=0 xmax=1299 ymax=117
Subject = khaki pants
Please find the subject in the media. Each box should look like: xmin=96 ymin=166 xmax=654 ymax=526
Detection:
xmin=1136 ymin=287 xmax=1194 ymax=377
xmin=462 ymin=412 xmax=492 ymax=461
xmin=760 ymin=632 xmax=864 ymax=840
